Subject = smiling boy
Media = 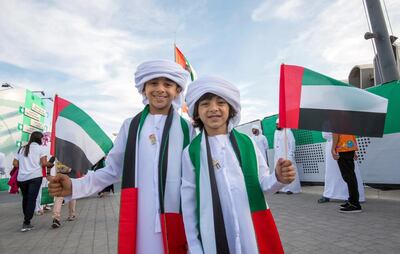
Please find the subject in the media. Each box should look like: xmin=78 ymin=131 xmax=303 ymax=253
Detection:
xmin=181 ymin=76 xmax=296 ymax=254
xmin=48 ymin=60 xmax=192 ymax=254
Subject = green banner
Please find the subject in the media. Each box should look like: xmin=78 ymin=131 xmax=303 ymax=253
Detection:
xmin=367 ymin=80 xmax=400 ymax=135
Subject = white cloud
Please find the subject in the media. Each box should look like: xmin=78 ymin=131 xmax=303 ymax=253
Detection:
xmin=246 ymin=0 xmax=400 ymax=124
xmin=0 ymin=0 xmax=195 ymax=133
xmin=252 ymin=0 xmax=306 ymax=22
xmin=265 ymin=0 xmax=400 ymax=79
xmin=0 ymin=1 xmax=157 ymax=81
xmin=2 ymin=0 xmax=399 ymax=131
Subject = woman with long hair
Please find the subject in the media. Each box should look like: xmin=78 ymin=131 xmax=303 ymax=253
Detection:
xmin=13 ymin=131 xmax=53 ymax=232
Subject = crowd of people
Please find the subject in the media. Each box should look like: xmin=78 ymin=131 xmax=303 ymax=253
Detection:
xmin=5 ymin=59 xmax=364 ymax=253
xmin=9 ymin=131 xmax=83 ymax=232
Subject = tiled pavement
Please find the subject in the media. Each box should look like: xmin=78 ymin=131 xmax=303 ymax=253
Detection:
xmin=0 ymin=186 xmax=399 ymax=254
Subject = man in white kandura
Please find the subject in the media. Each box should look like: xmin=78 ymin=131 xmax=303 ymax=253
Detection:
xmin=274 ymin=118 xmax=301 ymax=194
xmin=0 ymin=152 xmax=5 ymax=175
xmin=318 ymin=132 xmax=365 ymax=203
xmin=251 ymin=125 xmax=270 ymax=166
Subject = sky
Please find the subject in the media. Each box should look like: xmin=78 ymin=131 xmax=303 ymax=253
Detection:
xmin=1 ymin=0 xmax=400 ymax=135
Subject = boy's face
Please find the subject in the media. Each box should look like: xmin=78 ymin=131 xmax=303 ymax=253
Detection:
xmin=198 ymin=95 xmax=230 ymax=135
xmin=144 ymin=77 xmax=181 ymax=114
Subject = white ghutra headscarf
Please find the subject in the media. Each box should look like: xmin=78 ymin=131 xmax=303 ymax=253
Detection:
xmin=185 ymin=76 xmax=241 ymax=130
xmin=134 ymin=59 xmax=190 ymax=107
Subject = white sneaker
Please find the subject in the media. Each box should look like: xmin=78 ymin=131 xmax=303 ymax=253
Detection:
xmin=21 ymin=223 xmax=34 ymax=232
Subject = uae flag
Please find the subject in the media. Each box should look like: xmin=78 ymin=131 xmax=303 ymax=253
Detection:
xmin=50 ymin=95 xmax=113 ymax=178
xmin=175 ymin=44 xmax=197 ymax=81
xmin=175 ymin=44 xmax=197 ymax=116
xmin=279 ymin=64 xmax=388 ymax=137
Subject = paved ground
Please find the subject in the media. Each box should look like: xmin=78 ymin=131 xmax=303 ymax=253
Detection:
xmin=0 ymin=187 xmax=399 ymax=254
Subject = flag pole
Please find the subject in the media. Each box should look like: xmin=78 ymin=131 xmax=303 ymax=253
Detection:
xmin=50 ymin=94 xmax=58 ymax=157
xmin=280 ymin=61 xmax=288 ymax=160
xmin=284 ymin=128 xmax=288 ymax=160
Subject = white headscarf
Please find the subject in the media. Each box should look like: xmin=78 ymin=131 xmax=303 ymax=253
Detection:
xmin=252 ymin=124 xmax=260 ymax=130
xmin=134 ymin=59 xmax=190 ymax=107
xmin=185 ymin=76 xmax=241 ymax=130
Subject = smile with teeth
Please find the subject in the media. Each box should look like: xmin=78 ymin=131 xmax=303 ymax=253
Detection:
xmin=153 ymin=95 xmax=168 ymax=99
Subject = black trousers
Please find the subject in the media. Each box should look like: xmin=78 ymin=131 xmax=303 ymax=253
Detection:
xmin=337 ymin=151 xmax=360 ymax=206
xmin=18 ymin=177 xmax=42 ymax=225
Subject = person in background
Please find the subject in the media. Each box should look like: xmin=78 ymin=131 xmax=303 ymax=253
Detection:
xmin=318 ymin=132 xmax=365 ymax=204
xmin=251 ymin=124 xmax=270 ymax=166
xmin=51 ymin=160 xmax=77 ymax=228
xmin=34 ymin=163 xmax=48 ymax=216
xmin=0 ymin=152 xmax=5 ymax=175
xmin=13 ymin=131 xmax=53 ymax=232
xmin=274 ymin=118 xmax=301 ymax=194
xmin=34 ymin=179 xmax=44 ymax=216
xmin=332 ymin=133 xmax=362 ymax=213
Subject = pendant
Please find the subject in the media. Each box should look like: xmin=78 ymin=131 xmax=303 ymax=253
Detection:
xmin=212 ymin=159 xmax=221 ymax=170
xmin=149 ymin=134 xmax=156 ymax=145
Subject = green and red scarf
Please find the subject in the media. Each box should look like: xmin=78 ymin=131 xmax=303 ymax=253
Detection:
xmin=188 ymin=129 xmax=284 ymax=254
xmin=119 ymin=105 xmax=190 ymax=254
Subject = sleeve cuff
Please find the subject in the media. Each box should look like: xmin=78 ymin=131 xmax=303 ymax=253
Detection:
xmin=70 ymin=178 xmax=84 ymax=200
xmin=261 ymin=171 xmax=286 ymax=194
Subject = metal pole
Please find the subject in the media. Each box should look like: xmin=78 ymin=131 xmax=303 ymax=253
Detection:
xmin=365 ymin=0 xmax=400 ymax=83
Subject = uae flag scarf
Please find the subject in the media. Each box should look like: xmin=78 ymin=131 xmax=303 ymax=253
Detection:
xmin=119 ymin=105 xmax=190 ymax=254
xmin=279 ymin=64 xmax=388 ymax=137
xmin=188 ymin=129 xmax=284 ymax=254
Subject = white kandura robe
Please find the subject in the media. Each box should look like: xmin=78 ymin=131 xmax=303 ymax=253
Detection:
xmin=274 ymin=129 xmax=302 ymax=193
xmin=69 ymin=114 xmax=168 ymax=254
xmin=181 ymin=134 xmax=284 ymax=254
xmin=251 ymin=134 xmax=269 ymax=165
xmin=322 ymin=132 xmax=365 ymax=201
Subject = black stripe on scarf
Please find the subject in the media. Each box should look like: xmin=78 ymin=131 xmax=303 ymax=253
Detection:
xmin=122 ymin=111 xmax=142 ymax=189
xmin=205 ymin=131 xmax=230 ymax=254
xmin=158 ymin=106 xmax=174 ymax=213
xmin=229 ymin=132 xmax=242 ymax=167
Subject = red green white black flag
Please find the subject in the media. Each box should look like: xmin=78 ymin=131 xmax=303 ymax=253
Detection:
xmin=174 ymin=45 xmax=197 ymax=81
xmin=279 ymin=64 xmax=388 ymax=137
xmin=50 ymin=95 xmax=113 ymax=177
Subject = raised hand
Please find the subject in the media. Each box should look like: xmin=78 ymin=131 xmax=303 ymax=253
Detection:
xmin=275 ymin=158 xmax=296 ymax=184
xmin=47 ymin=174 xmax=73 ymax=197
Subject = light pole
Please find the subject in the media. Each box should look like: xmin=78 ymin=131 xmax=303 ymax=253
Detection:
xmin=1 ymin=83 xmax=12 ymax=88
xmin=32 ymin=90 xmax=46 ymax=96
xmin=41 ymin=97 xmax=54 ymax=102
xmin=0 ymin=83 xmax=14 ymax=92
xmin=364 ymin=0 xmax=400 ymax=83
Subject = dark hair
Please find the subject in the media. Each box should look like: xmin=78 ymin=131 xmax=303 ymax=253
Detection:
xmin=23 ymin=131 xmax=43 ymax=157
xmin=192 ymin=93 xmax=237 ymax=130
